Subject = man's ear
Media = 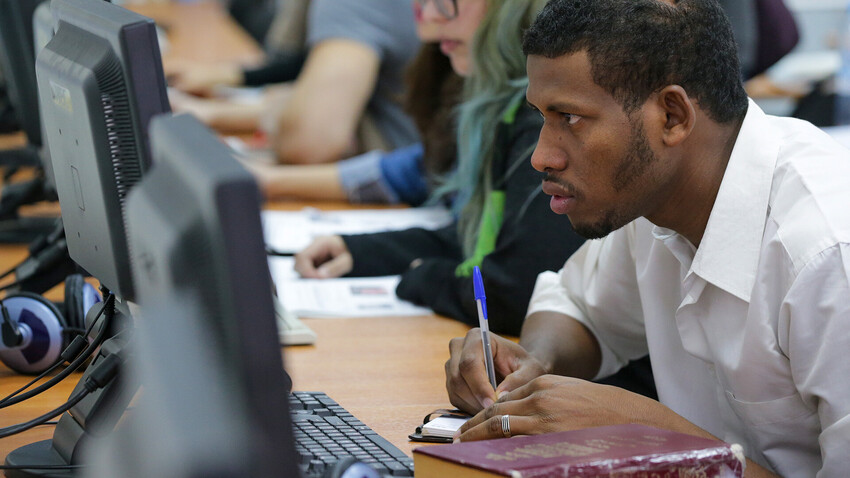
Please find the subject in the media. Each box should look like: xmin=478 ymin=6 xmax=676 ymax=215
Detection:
xmin=656 ymin=85 xmax=695 ymax=147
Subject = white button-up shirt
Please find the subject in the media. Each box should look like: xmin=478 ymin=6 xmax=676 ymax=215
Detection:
xmin=527 ymin=101 xmax=850 ymax=477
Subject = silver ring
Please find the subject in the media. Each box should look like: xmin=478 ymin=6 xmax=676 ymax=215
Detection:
xmin=501 ymin=414 xmax=511 ymax=438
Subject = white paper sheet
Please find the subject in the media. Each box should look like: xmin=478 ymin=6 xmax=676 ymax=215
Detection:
xmin=262 ymin=207 xmax=453 ymax=255
xmin=268 ymin=257 xmax=433 ymax=318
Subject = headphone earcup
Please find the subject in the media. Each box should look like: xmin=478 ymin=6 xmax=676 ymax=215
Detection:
xmin=63 ymin=274 xmax=101 ymax=331
xmin=0 ymin=293 xmax=66 ymax=374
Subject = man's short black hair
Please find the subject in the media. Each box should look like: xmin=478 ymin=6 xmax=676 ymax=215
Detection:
xmin=522 ymin=0 xmax=748 ymax=123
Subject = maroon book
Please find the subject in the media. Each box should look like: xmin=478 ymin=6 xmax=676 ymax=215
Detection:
xmin=413 ymin=424 xmax=745 ymax=477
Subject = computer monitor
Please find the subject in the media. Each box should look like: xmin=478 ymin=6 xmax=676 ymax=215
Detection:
xmin=0 ymin=0 xmax=59 ymax=244
xmin=34 ymin=0 xmax=170 ymax=301
xmin=1 ymin=0 xmax=168 ymax=474
xmin=85 ymin=113 xmax=299 ymax=476
xmin=0 ymin=0 xmax=46 ymax=150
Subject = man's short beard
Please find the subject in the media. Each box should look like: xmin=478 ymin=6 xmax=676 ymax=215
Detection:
xmin=572 ymin=210 xmax=622 ymax=239
xmin=570 ymin=118 xmax=658 ymax=240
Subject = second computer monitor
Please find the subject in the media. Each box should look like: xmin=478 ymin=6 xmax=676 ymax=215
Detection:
xmin=34 ymin=0 xmax=170 ymax=300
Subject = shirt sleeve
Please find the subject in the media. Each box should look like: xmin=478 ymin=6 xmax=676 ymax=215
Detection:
xmin=337 ymin=150 xmax=400 ymax=204
xmin=527 ymin=222 xmax=649 ymax=379
xmin=307 ymin=0 xmax=416 ymax=64
xmin=379 ymin=143 xmax=429 ymax=206
xmin=780 ymin=243 xmax=850 ymax=477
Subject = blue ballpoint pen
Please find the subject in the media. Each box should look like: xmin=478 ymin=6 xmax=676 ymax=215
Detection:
xmin=472 ymin=266 xmax=498 ymax=391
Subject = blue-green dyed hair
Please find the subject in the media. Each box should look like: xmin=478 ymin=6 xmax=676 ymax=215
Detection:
xmin=430 ymin=0 xmax=548 ymax=256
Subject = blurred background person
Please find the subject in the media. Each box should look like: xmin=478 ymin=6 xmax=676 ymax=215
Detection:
xmin=170 ymin=0 xmax=421 ymax=164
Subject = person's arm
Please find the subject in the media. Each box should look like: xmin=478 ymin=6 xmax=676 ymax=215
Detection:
xmin=240 ymin=159 xmax=347 ymax=201
xmin=343 ymin=224 xmax=462 ymax=277
xmin=270 ymin=39 xmax=380 ymax=164
xmin=168 ymin=89 xmax=263 ymax=133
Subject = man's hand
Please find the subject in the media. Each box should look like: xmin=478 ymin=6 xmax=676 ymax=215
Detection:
xmin=445 ymin=329 xmax=548 ymax=414
xmin=456 ymin=375 xmax=711 ymax=442
xmin=294 ymin=235 xmax=353 ymax=278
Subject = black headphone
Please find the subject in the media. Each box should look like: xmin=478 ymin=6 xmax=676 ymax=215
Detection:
xmin=0 ymin=273 xmax=101 ymax=374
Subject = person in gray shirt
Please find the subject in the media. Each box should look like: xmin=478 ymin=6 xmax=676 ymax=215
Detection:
xmin=273 ymin=0 xmax=421 ymax=163
xmin=169 ymin=0 xmax=420 ymax=164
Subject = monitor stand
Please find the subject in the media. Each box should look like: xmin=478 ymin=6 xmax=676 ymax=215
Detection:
xmin=4 ymin=300 xmax=136 ymax=478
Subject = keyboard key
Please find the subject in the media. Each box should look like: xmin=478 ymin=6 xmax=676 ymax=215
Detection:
xmin=385 ymin=461 xmax=414 ymax=476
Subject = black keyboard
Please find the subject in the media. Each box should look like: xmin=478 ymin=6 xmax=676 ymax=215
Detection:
xmin=290 ymin=391 xmax=415 ymax=477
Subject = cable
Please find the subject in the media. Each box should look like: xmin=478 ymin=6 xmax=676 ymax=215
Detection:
xmin=0 ymin=335 xmax=89 ymax=406
xmin=0 ymin=389 xmax=88 ymax=438
xmin=0 ymin=276 xmax=27 ymax=293
xmin=0 ymin=293 xmax=115 ymax=409
xmin=0 ymin=352 xmax=121 ymax=438
xmin=0 ymin=464 xmax=83 ymax=471
xmin=0 ymin=219 xmax=64 ymax=282
xmin=265 ymin=245 xmax=294 ymax=257
xmin=0 ymin=236 xmax=70 ymax=293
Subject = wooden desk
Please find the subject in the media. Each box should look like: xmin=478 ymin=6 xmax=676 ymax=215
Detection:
xmin=0 ymin=133 xmax=27 ymax=152
xmin=286 ymin=316 xmax=470 ymax=456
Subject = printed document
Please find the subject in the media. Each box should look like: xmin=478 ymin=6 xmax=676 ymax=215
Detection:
xmin=268 ymin=257 xmax=433 ymax=318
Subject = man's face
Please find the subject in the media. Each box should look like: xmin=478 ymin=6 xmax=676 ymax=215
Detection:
xmin=526 ymin=51 xmax=673 ymax=239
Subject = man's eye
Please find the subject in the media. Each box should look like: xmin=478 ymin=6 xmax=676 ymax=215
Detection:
xmin=563 ymin=113 xmax=581 ymax=125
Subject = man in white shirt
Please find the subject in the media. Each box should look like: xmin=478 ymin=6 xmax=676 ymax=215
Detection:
xmin=444 ymin=0 xmax=850 ymax=476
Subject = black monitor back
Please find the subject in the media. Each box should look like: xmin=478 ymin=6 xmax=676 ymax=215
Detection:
xmin=35 ymin=0 xmax=170 ymax=299
xmin=84 ymin=113 xmax=299 ymax=477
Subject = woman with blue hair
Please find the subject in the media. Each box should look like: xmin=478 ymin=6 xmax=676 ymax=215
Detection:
xmin=295 ymin=0 xmax=583 ymax=336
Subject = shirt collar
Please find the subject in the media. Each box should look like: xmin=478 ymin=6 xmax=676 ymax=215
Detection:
xmin=686 ymin=99 xmax=779 ymax=302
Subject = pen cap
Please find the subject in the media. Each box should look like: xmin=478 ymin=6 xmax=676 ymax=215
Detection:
xmin=473 ymin=266 xmax=486 ymax=301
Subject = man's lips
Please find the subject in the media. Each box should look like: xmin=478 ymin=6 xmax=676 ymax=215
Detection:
xmin=541 ymin=180 xmax=574 ymax=199
xmin=542 ymin=181 xmax=577 ymax=215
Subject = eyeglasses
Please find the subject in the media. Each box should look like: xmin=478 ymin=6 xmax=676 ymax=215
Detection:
xmin=415 ymin=0 xmax=458 ymax=19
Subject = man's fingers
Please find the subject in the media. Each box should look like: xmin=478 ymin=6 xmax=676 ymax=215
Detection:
xmin=495 ymin=368 xmax=543 ymax=399
xmin=446 ymin=339 xmax=485 ymax=414
xmin=457 ymin=330 xmax=498 ymax=409
xmin=457 ymin=414 xmax=537 ymax=442
xmin=456 ymin=401 xmax=536 ymax=442
xmin=445 ymin=358 xmax=483 ymax=414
